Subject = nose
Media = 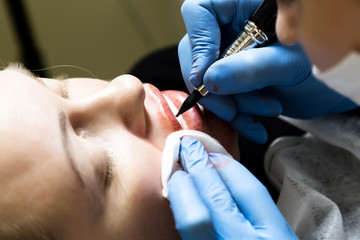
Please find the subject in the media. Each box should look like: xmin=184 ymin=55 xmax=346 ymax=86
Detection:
xmin=68 ymin=74 xmax=147 ymax=136
xmin=276 ymin=3 xmax=300 ymax=45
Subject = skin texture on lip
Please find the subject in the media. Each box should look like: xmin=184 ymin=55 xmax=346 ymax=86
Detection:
xmin=145 ymin=84 xmax=183 ymax=131
xmin=162 ymin=90 xmax=204 ymax=132
xmin=145 ymin=83 xmax=204 ymax=132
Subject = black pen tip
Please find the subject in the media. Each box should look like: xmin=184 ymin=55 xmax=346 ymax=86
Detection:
xmin=176 ymin=103 xmax=188 ymax=117
xmin=175 ymin=90 xmax=203 ymax=117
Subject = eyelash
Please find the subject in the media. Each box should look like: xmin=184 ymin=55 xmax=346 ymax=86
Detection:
xmin=104 ymin=156 xmax=113 ymax=189
xmin=79 ymin=131 xmax=114 ymax=189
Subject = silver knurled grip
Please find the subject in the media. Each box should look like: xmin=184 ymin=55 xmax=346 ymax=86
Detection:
xmin=195 ymin=84 xmax=209 ymax=96
xmin=245 ymin=20 xmax=268 ymax=44
xmin=222 ymin=20 xmax=268 ymax=58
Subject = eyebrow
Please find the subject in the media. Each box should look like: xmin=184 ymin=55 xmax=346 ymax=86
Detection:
xmin=58 ymin=111 xmax=85 ymax=188
xmin=5 ymin=64 xmax=46 ymax=85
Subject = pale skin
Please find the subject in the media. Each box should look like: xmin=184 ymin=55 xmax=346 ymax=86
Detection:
xmin=276 ymin=0 xmax=360 ymax=70
xmin=0 ymin=65 xmax=239 ymax=240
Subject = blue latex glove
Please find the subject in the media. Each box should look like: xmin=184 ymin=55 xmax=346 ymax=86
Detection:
xmin=179 ymin=0 xmax=358 ymax=143
xmin=168 ymin=137 xmax=298 ymax=240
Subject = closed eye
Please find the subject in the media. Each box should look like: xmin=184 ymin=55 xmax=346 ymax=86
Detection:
xmin=79 ymin=131 xmax=115 ymax=191
xmin=104 ymin=155 xmax=113 ymax=189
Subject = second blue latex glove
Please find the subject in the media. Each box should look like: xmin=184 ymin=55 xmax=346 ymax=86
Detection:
xmin=168 ymin=137 xmax=298 ymax=240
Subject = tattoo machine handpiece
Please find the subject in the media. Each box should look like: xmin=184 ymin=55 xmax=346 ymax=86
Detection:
xmin=176 ymin=0 xmax=277 ymax=117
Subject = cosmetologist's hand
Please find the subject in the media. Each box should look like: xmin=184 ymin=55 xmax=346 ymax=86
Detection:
xmin=168 ymin=136 xmax=298 ymax=240
xmin=178 ymin=0 xmax=357 ymax=143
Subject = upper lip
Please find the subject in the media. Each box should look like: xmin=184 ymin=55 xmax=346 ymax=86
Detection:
xmin=144 ymin=83 xmax=205 ymax=133
xmin=144 ymin=84 xmax=182 ymax=131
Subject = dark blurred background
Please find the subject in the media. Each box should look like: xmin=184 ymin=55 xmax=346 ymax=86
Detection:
xmin=0 ymin=0 xmax=185 ymax=79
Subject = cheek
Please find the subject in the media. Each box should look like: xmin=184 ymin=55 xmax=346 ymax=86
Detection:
xmin=298 ymin=17 xmax=346 ymax=70
xmin=295 ymin=0 xmax=352 ymax=69
xmin=106 ymin=144 xmax=166 ymax=236
xmin=111 ymin=137 xmax=163 ymax=202
xmin=126 ymin=145 xmax=163 ymax=194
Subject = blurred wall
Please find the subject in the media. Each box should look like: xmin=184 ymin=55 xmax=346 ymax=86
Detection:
xmin=0 ymin=0 xmax=186 ymax=79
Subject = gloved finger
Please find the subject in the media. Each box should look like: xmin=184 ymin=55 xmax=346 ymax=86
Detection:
xmin=180 ymin=0 xmax=262 ymax=87
xmin=230 ymin=113 xmax=268 ymax=144
xmin=179 ymin=35 xmax=237 ymax=122
xmin=180 ymin=0 xmax=221 ymax=87
xmin=168 ymin=171 xmax=217 ymax=240
xmin=233 ymin=91 xmax=282 ymax=116
xmin=180 ymin=137 xmax=256 ymax=236
xmin=209 ymin=153 xmax=293 ymax=234
xmin=265 ymin=75 xmax=359 ymax=119
xmin=198 ymin=94 xmax=237 ymax=122
xmin=178 ymin=35 xmax=194 ymax=89
xmin=204 ymin=42 xmax=312 ymax=94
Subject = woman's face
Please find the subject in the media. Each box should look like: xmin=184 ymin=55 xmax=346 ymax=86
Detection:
xmin=0 ymin=66 xmax=238 ymax=240
xmin=276 ymin=0 xmax=360 ymax=70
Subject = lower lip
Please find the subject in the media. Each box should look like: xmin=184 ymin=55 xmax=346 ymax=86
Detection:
xmin=145 ymin=84 xmax=204 ymax=131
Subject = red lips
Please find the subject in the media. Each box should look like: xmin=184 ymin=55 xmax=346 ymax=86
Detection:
xmin=145 ymin=84 xmax=204 ymax=132
xmin=162 ymin=90 xmax=204 ymax=131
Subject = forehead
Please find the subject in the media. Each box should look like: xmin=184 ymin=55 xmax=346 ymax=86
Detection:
xmin=0 ymin=68 xmax=63 ymax=166
xmin=0 ymin=69 xmax=58 ymax=120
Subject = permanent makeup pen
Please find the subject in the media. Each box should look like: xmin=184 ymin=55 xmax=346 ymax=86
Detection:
xmin=176 ymin=0 xmax=277 ymax=117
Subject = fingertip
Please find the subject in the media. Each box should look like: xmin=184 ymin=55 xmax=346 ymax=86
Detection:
xmin=168 ymin=170 xmax=188 ymax=185
xmin=203 ymin=63 xmax=223 ymax=93
xmin=189 ymin=56 xmax=215 ymax=87
xmin=180 ymin=136 xmax=201 ymax=149
xmin=179 ymin=136 xmax=208 ymax=171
